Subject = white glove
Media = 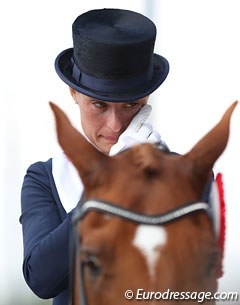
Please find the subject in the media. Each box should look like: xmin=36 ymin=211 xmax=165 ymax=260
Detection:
xmin=109 ymin=105 xmax=161 ymax=156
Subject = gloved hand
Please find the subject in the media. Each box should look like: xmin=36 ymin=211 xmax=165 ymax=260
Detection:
xmin=109 ymin=105 xmax=161 ymax=156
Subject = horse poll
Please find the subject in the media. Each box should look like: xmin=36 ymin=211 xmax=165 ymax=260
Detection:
xmin=50 ymin=101 xmax=237 ymax=305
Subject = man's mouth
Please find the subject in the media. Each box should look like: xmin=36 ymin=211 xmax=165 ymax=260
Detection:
xmin=103 ymin=136 xmax=119 ymax=144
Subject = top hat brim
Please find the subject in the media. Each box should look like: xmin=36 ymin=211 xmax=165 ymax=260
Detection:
xmin=55 ymin=48 xmax=169 ymax=102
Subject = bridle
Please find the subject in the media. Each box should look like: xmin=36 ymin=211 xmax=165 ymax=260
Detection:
xmin=70 ymin=198 xmax=209 ymax=305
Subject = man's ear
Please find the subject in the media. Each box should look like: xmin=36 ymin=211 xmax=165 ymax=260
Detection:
xmin=69 ymin=87 xmax=78 ymax=103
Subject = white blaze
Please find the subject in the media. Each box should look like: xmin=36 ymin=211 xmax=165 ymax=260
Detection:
xmin=133 ymin=225 xmax=167 ymax=280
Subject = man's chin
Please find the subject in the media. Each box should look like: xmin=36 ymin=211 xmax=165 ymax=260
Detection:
xmin=94 ymin=140 xmax=111 ymax=156
xmin=97 ymin=137 xmax=117 ymax=154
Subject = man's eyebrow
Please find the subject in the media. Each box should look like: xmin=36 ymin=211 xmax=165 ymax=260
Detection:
xmin=89 ymin=97 xmax=106 ymax=103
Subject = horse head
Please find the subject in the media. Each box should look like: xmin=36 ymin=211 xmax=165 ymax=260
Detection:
xmin=50 ymin=101 xmax=237 ymax=305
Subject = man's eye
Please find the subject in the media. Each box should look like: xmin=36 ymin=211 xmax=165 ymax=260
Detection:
xmin=93 ymin=101 xmax=107 ymax=109
xmin=124 ymin=103 xmax=138 ymax=109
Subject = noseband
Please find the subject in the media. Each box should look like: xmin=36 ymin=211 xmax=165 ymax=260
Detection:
xmin=70 ymin=199 xmax=208 ymax=305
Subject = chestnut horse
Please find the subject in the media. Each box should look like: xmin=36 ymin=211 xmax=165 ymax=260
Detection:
xmin=50 ymin=101 xmax=237 ymax=305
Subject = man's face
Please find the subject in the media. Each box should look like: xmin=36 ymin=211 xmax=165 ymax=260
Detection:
xmin=70 ymin=90 xmax=148 ymax=155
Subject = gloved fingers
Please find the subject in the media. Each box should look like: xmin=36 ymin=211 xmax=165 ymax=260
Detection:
xmin=120 ymin=135 xmax=140 ymax=146
xmin=138 ymin=123 xmax=153 ymax=139
xmin=147 ymin=131 xmax=161 ymax=144
xmin=109 ymin=139 xmax=126 ymax=156
xmin=127 ymin=104 xmax=152 ymax=132
xmin=109 ymin=136 xmax=140 ymax=156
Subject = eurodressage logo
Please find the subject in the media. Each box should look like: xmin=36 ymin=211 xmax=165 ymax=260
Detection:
xmin=124 ymin=288 xmax=239 ymax=303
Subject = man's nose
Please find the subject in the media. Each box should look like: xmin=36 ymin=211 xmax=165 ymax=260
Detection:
xmin=106 ymin=110 xmax=125 ymax=132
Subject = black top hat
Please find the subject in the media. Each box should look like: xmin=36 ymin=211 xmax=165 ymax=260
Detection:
xmin=55 ymin=8 xmax=169 ymax=102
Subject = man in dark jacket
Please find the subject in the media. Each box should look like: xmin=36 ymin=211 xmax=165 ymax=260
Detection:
xmin=20 ymin=8 xmax=169 ymax=305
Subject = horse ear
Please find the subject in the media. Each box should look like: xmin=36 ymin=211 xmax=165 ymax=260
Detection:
xmin=187 ymin=101 xmax=238 ymax=175
xmin=49 ymin=102 xmax=108 ymax=182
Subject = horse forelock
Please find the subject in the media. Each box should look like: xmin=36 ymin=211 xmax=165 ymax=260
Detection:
xmin=130 ymin=144 xmax=163 ymax=177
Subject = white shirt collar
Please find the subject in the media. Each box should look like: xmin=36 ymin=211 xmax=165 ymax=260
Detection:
xmin=52 ymin=152 xmax=83 ymax=213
